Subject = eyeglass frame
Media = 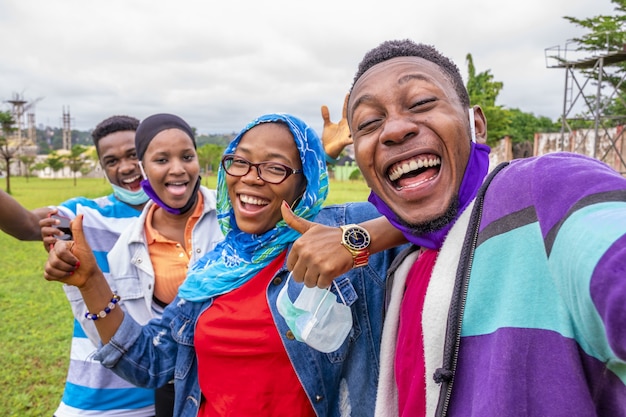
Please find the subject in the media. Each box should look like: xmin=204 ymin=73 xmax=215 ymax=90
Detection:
xmin=221 ymin=154 xmax=303 ymax=185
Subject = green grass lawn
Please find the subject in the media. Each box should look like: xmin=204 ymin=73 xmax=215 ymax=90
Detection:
xmin=0 ymin=174 xmax=371 ymax=416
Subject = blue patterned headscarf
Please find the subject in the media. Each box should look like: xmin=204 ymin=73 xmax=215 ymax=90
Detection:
xmin=178 ymin=114 xmax=329 ymax=302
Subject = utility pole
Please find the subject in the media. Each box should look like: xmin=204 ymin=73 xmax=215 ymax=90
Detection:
xmin=27 ymin=113 xmax=36 ymax=145
xmin=62 ymin=106 xmax=72 ymax=150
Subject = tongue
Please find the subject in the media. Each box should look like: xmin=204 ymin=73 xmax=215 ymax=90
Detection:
xmin=167 ymin=184 xmax=187 ymax=197
xmin=127 ymin=178 xmax=142 ymax=191
xmin=396 ymin=167 xmax=438 ymax=188
xmin=242 ymin=201 xmax=266 ymax=213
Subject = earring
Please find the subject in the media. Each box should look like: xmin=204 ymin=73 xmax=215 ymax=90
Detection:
xmin=290 ymin=194 xmax=303 ymax=209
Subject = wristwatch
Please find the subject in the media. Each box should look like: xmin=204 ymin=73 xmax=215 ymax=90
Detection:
xmin=339 ymin=224 xmax=371 ymax=268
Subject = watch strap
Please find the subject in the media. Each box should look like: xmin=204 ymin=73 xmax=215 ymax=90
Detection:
xmin=352 ymin=249 xmax=370 ymax=268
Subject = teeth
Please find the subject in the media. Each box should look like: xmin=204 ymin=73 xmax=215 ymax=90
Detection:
xmin=240 ymin=194 xmax=268 ymax=206
xmin=123 ymin=175 xmax=141 ymax=184
xmin=389 ymin=157 xmax=441 ymax=181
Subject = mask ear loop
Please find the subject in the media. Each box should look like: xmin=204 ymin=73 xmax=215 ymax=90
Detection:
xmin=138 ymin=160 xmax=149 ymax=180
xmin=469 ymin=107 xmax=476 ymax=143
xmin=332 ymin=280 xmax=348 ymax=305
xmin=311 ymin=280 xmax=349 ymax=319
xmin=286 ymin=271 xmax=350 ymax=318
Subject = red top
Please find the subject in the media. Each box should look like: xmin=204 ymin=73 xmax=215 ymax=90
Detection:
xmin=396 ymin=249 xmax=438 ymax=417
xmin=195 ymin=250 xmax=316 ymax=417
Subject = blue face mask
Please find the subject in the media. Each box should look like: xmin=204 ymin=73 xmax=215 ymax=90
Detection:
xmin=277 ymin=274 xmax=353 ymax=353
xmin=110 ymin=183 xmax=150 ymax=206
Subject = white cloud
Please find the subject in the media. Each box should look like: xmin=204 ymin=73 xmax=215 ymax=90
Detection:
xmin=0 ymin=0 xmax=617 ymax=135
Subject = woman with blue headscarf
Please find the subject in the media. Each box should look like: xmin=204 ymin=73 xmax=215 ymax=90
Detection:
xmin=44 ymin=113 xmax=403 ymax=417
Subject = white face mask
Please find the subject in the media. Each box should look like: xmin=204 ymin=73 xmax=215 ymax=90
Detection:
xmin=277 ymin=274 xmax=353 ymax=353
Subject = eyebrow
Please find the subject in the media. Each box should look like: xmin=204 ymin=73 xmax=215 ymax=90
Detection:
xmin=236 ymin=147 xmax=296 ymax=165
xmin=350 ymin=72 xmax=435 ymax=118
xmin=349 ymin=94 xmax=375 ymax=119
xmin=150 ymin=147 xmax=195 ymax=156
xmin=398 ymin=73 xmax=433 ymax=85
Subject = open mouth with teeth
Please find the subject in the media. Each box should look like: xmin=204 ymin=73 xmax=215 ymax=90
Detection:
xmin=239 ymin=193 xmax=269 ymax=210
xmin=122 ymin=174 xmax=142 ymax=191
xmin=387 ymin=154 xmax=441 ymax=189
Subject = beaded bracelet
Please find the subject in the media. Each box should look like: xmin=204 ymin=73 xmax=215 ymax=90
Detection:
xmin=85 ymin=294 xmax=121 ymax=320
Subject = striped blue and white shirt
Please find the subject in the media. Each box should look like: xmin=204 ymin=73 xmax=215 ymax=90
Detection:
xmin=54 ymin=194 xmax=154 ymax=417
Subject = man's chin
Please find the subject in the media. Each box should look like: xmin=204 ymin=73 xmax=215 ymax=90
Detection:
xmin=396 ymin=197 xmax=459 ymax=235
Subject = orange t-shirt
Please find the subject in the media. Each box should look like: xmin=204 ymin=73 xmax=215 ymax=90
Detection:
xmin=195 ymin=251 xmax=316 ymax=417
xmin=144 ymin=192 xmax=204 ymax=305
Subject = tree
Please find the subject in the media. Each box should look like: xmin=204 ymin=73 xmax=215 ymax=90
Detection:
xmin=465 ymin=54 xmax=511 ymax=145
xmin=508 ymin=108 xmax=560 ymax=144
xmin=64 ymin=145 xmax=89 ymax=186
xmin=18 ymin=154 xmax=36 ymax=182
xmin=33 ymin=161 xmax=47 ymax=174
xmin=196 ymin=132 xmax=237 ymax=147
xmin=46 ymin=151 xmax=65 ymax=179
xmin=563 ymin=0 xmax=626 ymax=54
xmin=564 ymin=1 xmax=626 ymax=124
xmin=0 ymin=111 xmax=17 ymax=193
xmin=197 ymin=143 xmax=225 ymax=185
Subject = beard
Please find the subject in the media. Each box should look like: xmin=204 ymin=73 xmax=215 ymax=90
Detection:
xmin=396 ymin=195 xmax=459 ymax=235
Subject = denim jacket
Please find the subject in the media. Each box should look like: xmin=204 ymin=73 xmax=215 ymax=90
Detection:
xmin=95 ymin=202 xmax=405 ymax=417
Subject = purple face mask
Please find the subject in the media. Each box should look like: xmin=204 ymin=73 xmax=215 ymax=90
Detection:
xmin=368 ymin=141 xmax=491 ymax=249
xmin=140 ymin=176 xmax=201 ymax=215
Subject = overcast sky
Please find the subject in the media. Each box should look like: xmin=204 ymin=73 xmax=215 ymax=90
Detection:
xmin=0 ymin=0 xmax=617 ymax=135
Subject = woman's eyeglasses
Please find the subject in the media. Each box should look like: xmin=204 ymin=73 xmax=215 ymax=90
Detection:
xmin=221 ymin=154 xmax=302 ymax=185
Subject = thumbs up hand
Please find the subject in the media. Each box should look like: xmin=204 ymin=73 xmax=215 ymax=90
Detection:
xmin=281 ymin=201 xmax=354 ymax=289
xmin=44 ymin=214 xmax=100 ymax=288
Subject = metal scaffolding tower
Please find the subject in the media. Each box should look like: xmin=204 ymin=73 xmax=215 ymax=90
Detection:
xmin=6 ymin=94 xmax=28 ymax=147
xmin=545 ymin=40 xmax=626 ymax=175
xmin=5 ymin=93 xmax=42 ymax=146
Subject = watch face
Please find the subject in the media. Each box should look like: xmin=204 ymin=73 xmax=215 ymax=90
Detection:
xmin=344 ymin=227 xmax=370 ymax=250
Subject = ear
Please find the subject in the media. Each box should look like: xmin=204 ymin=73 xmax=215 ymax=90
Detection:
xmin=471 ymin=106 xmax=487 ymax=144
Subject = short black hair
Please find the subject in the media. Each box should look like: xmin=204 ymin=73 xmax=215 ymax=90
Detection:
xmin=350 ymin=39 xmax=470 ymax=108
xmin=92 ymin=115 xmax=140 ymax=153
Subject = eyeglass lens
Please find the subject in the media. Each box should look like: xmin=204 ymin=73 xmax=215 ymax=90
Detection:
xmin=223 ymin=156 xmax=293 ymax=184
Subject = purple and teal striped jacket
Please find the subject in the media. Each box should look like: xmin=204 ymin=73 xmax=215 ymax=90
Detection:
xmin=376 ymin=152 xmax=626 ymax=417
